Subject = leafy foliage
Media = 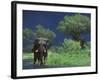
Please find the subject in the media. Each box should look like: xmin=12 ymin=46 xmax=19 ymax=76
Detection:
xmin=62 ymin=39 xmax=80 ymax=51
xmin=50 ymin=39 xmax=80 ymax=53
xmin=50 ymin=39 xmax=90 ymax=53
xmin=33 ymin=24 xmax=56 ymax=41
xmin=47 ymin=50 xmax=90 ymax=66
xmin=23 ymin=28 xmax=34 ymax=52
xmin=23 ymin=28 xmax=34 ymax=39
xmin=23 ymin=25 xmax=56 ymax=52
xmin=57 ymin=14 xmax=90 ymax=40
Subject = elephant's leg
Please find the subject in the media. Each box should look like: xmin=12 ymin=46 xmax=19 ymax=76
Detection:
xmin=40 ymin=59 xmax=43 ymax=65
xmin=44 ymin=52 xmax=48 ymax=65
xmin=39 ymin=57 xmax=43 ymax=65
xmin=33 ymin=53 xmax=37 ymax=64
xmin=43 ymin=56 xmax=46 ymax=65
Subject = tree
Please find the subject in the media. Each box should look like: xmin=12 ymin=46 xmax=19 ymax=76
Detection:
xmin=23 ymin=25 xmax=56 ymax=52
xmin=23 ymin=28 xmax=34 ymax=39
xmin=23 ymin=28 xmax=34 ymax=52
xmin=33 ymin=24 xmax=56 ymax=42
xmin=57 ymin=14 xmax=90 ymax=48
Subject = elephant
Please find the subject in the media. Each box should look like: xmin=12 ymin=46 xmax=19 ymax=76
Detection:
xmin=32 ymin=38 xmax=49 ymax=65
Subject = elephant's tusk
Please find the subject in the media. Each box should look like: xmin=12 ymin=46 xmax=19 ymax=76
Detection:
xmin=44 ymin=50 xmax=46 ymax=52
xmin=35 ymin=50 xmax=38 ymax=52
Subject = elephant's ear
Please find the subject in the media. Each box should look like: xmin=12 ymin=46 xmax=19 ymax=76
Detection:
xmin=35 ymin=49 xmax=38 ymax=52
xmin=34 ymin=39 xmax=39 ymax=45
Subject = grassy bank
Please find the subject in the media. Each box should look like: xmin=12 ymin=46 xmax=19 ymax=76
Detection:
xmin=23 ymin=49 xmax=90 ymax=67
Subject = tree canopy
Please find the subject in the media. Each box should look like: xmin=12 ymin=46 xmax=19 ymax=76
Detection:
xmin=57 ymin=14 xmax=90 ymax=40
xmin=33 ymin=24 xmax=56 ymax=41
xmin=23 ymin=28 xmax=34 ymax=40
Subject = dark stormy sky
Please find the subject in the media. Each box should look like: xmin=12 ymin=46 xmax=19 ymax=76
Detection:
xmin=23 ymin=10 xmax=91 ymax=45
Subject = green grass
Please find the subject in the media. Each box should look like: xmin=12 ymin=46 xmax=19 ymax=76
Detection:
xmin=23 ymin=53 xmax=33 ymax=60
xmin=47 ymin=50 xmax=90 ymax=67
xmin=23 ymin=49 xmax=91 ymax=67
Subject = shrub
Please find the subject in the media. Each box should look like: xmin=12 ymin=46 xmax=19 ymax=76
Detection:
xmin=50 ymin=39 xmax=90 ymax=54
xmin=62 ymin=39 xmax=80 ymax=52
xmin=85 ymin=41 xmax=91 ymax=49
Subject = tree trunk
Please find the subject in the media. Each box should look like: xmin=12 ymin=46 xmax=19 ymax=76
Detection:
xmin=79 ymin=38 xmax=85 ymax=49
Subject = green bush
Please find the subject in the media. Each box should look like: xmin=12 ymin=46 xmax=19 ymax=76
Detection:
xmin=50 ymin=39 xmax=90 ymax=54
xmin=47 ymin=50 xmax=91 ymax=66
xmin=62 ymin=39 xmax=80 ymax=51
xmin=85 ymin=41 xmax=91 ymax=49
xmin=50 ymin=39 xmax=81 ymax=53
xmin=54 ymin=39 xmax=80 ymax=53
